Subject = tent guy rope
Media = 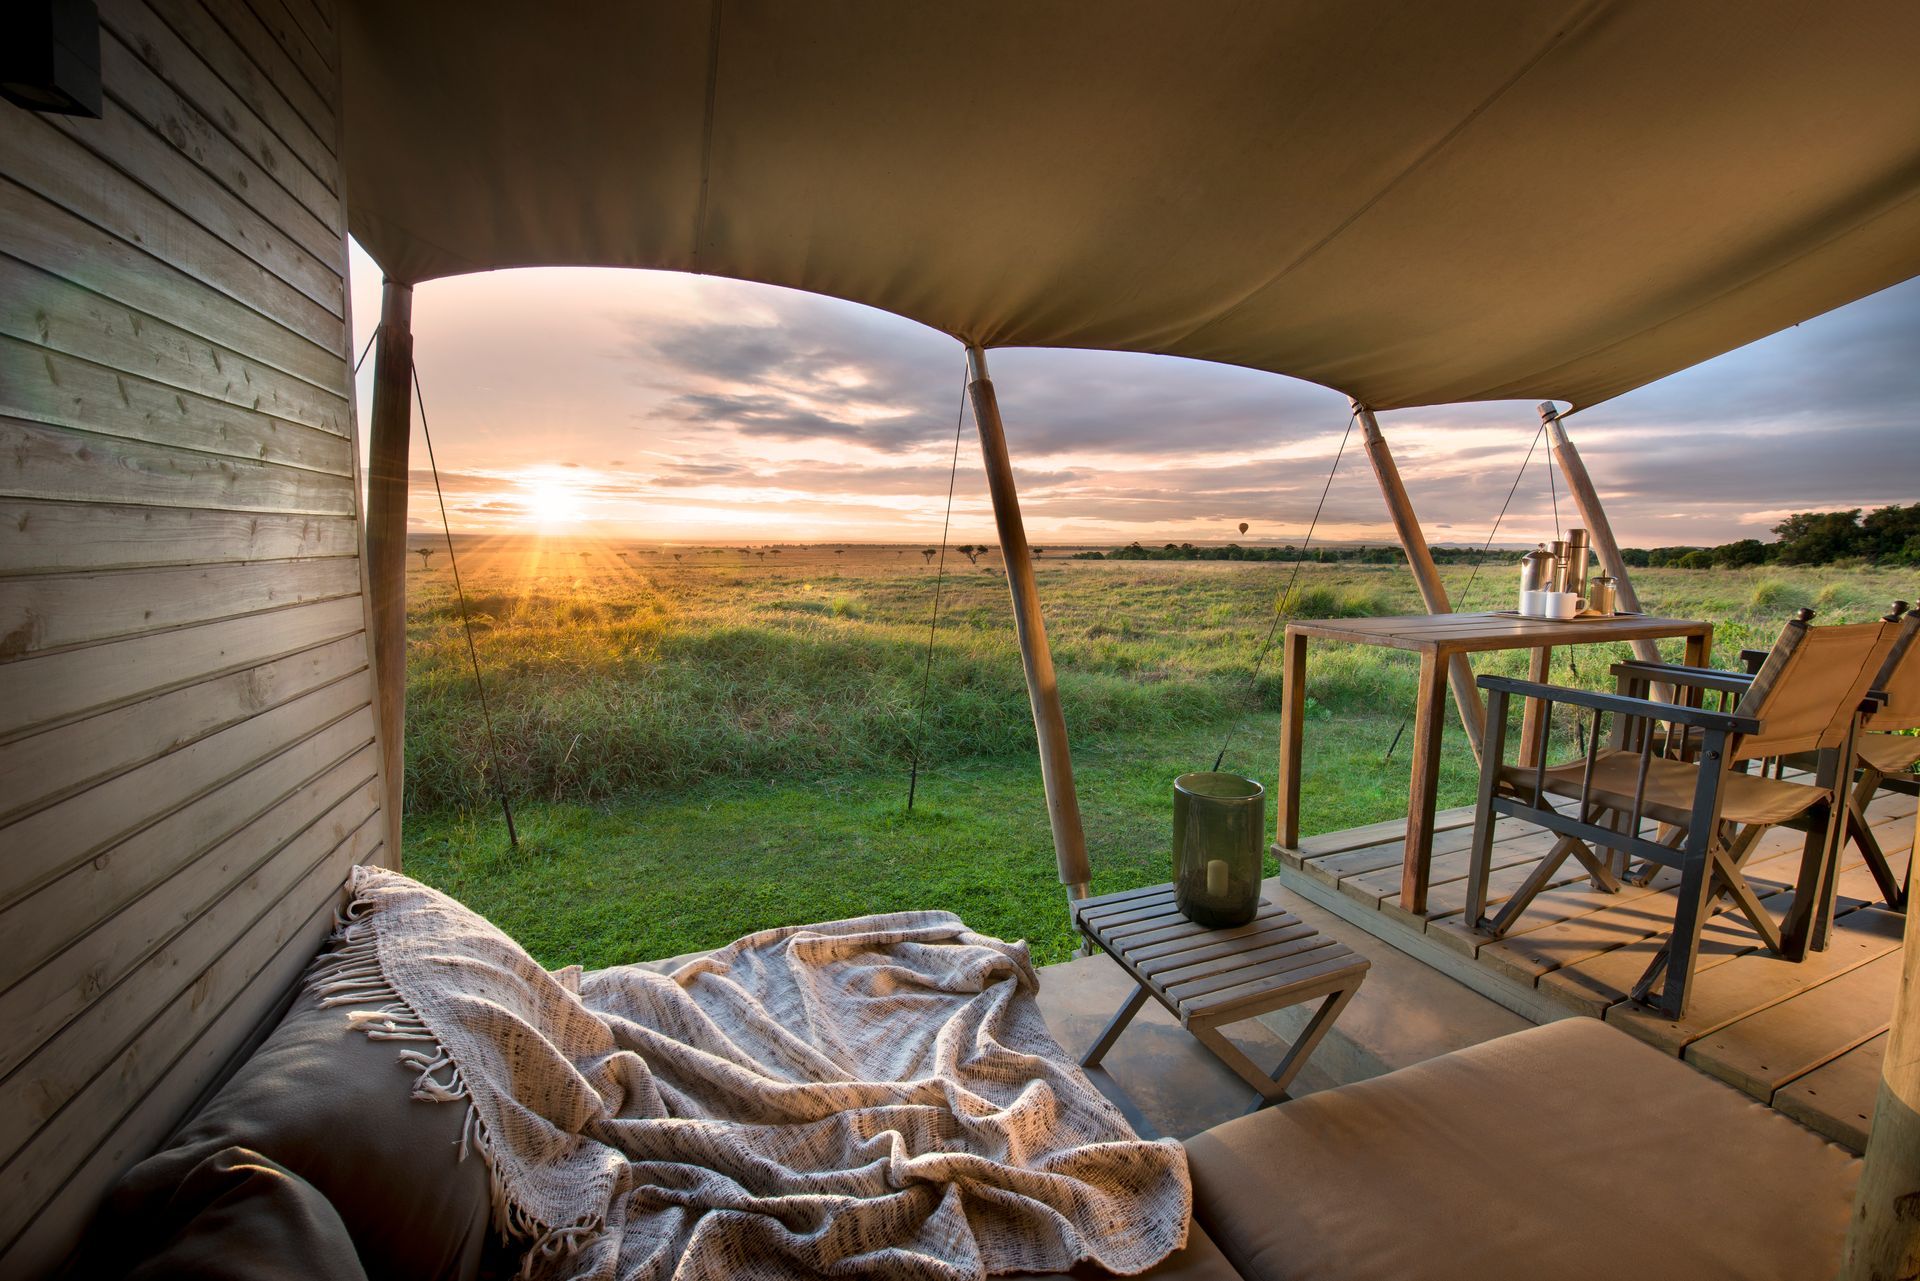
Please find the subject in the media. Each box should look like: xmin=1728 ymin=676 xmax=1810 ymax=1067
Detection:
xmin=1211 ymin=407 xmax=1357 ymax=774
xmin=412 ymin=364 xmax=519 ymax=850
xmin=906 ymin=356 xmax=974 ymax=811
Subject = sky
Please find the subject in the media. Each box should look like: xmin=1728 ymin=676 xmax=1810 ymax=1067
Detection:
xmin=347 ymin=241 xmax=1918 ymax=549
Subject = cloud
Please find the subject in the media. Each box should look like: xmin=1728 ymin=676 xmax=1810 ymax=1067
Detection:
xmin=355 ymin=231 xmax=1917 ymax=546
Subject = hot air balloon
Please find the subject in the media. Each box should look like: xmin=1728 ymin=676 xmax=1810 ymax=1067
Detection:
xmin=1238 ymin=522 xmax=1249 ymax=536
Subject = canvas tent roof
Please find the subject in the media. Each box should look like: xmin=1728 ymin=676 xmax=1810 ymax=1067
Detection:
xmin=338 ymin=0 xmax=1920 ymax=411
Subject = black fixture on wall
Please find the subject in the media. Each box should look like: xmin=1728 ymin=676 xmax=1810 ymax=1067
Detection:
xmin=2 ymin=0 xmax=102 ymax=117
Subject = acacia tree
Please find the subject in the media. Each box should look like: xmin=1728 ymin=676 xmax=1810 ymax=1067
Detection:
xmin=921 ymin=548 xmax=936 ymax=565
xmin=412 ymin=547 xmax=434 ymax=570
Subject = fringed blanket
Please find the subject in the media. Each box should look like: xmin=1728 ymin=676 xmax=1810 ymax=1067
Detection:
xmin=310 ymin=867 xmax=1190 ymax=1281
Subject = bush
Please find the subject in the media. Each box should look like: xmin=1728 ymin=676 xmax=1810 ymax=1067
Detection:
xmin=1677 ymin=550 xmax=1714 ymax=569
xmin=1747 ymin=579 xmax=1809 ymax=613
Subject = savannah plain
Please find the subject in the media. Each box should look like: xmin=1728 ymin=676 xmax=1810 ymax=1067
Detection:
xmin=399 ymin=539 xmax=1911 ymax=968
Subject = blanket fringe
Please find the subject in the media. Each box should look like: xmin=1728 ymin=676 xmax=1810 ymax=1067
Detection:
xmin=307 ymin=873 xmax=606 ymax=1280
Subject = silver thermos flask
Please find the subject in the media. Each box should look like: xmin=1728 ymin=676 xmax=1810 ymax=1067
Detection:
xmin=1520 ymin=545 xmax=1552 ymax=613
xmin=1564 ymin=528 xmax=1591 ymax=601
xmin=1547 ymin=539 xmax=1570 ymax=592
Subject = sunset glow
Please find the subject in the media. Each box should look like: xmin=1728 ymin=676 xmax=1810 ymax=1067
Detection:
xmin=351 ymin=243 xmax=1917 ymax=547
xmin=519 ymin=469 xmax=590 ymax=530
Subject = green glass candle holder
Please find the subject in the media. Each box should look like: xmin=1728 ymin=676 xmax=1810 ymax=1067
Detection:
xmin=1173 ymin=772 xmax=1265 ymax=928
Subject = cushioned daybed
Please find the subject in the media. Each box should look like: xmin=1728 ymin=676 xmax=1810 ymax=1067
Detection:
xmin=84 ymin=875 xmax=1859 ymax=1281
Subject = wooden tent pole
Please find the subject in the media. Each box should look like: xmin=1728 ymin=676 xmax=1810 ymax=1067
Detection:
xmin=1539 ymin=403 xmax=1660 ymax=665
xmin=1841 ymin=803 xmax=1920 ymax=1279
xmin=366 ymin=279 xmax=414 ymax=865
xmin=1352 ymin=401 xmax=1486 ymax=763
xmin=967 ymin=345 xmax=1092 ymax=904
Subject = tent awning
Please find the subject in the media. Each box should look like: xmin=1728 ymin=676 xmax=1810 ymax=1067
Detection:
xmin=338 ymin=0 xmax=1920 ymax=411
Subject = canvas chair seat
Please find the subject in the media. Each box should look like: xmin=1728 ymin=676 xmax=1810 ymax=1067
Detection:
xmin=1497 ymin=751 xmax=1825 ymax=829
xmin=1857 ymin=730 xmax=1920 ymax=776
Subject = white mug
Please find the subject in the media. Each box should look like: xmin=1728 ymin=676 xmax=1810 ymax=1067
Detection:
xmin=1520 ymin=589 xmax=1546 ymax=618
xmin=1543 ymin=592 xmax=1582 ymax=620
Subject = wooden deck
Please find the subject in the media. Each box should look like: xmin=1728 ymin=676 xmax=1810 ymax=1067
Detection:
xmin=1276 ymin=782 xmax=1916 ymax=1152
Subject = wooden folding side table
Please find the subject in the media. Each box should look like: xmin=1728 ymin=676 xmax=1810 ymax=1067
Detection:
xmin=1072 ymin=883 xmax=1369 ymax=1108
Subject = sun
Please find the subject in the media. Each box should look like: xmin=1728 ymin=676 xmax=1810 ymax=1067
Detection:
xmin=519 ymin=472 xmax=586 ymax=530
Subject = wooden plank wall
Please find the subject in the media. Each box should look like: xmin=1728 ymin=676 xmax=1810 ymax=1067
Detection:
xmin=0 ymin=0 xmax=389 ymax=1270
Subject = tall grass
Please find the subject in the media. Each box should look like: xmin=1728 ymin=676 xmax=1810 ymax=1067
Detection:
xmin=404 ymin=546 xmax=1906 ymax=812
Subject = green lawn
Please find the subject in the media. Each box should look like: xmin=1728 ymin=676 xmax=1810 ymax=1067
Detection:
xmin=400 ymin=542 xmax=1903 ymax=968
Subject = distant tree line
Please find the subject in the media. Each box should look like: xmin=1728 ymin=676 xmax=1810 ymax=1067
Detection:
xmin=1075 ymin=503 xmax=1919 ymax=569
xmin=1078 ymin=542 xmax=1474 ymax=564
xmin=1619 ymin=504 xmax=1919 ymax=569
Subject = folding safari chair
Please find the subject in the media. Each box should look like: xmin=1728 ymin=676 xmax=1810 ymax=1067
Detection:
xmin=1613 ymin=603 xmax=1917 ymax=913
xmin=1463 ymin=610 xmax=1889 ymax=1018
xmin=1837 ymin=607 xmax=1919 ymax=910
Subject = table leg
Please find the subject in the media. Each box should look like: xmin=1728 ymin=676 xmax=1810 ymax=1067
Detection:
xmin=1517 ymin=645 xmax=1552 ymax=767
xmin=1402 ymin=649 xmax=1449 ymax=915
xmin=1684 ymin=629 xmax=1711 ymax=668
xmin=1277 ymin=630 xmax=1308 ymax=850
xmin=1080 ymin=981 xmax=1150 ymax=1070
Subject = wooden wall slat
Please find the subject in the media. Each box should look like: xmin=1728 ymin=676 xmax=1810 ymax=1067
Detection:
xmin=171 ymin=0 xmax=337 ymax=151
xmin=0 ymin=818 xmax=378 ymax=1273
xmin=0 ymin=172 xmax=345 ymax=383
xmin=1 ymin=416 xmax=355 ymax=516
xmin=93 ymin=27 xmax=338 ymax=267
xmin=41 ymin=89 xmax=343 ymax=318
xmin=0 ymin=683 xmax=372 ymax=920
xmin=0 ymin=555 xmax=361 ymax=659
xmin=0 ymin=761 xmax=379 ymax=1133
xmin=270 ymin=0 xmax=334 ymax=55
xmin=0 ymin=256 xmax=348 ymax=436
xmin=3 ymin=105 xmax=344 ymax=343
xmin=0 ymin=336 xmax=352 ymax=474
xmin=0 ymin=501 xmax=358 ymax=575
xmin=143 ymin=0 xmax=338 ymax=172
xmin=99 ymin=0 xmax=341 ymax=233
xmin=0 ymin=594 xmax=366 ymax=741
xmin=0 ymin=0 xmax=389 ymax=1266
xmin=240 ymin=0 xmax=335 ymax=106
xmin=0 ymin=633 xmax=367 ymax=824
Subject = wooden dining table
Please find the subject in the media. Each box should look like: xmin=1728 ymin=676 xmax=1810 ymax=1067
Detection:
xmin=1275 ymin=611 xmax=1713 ymax=916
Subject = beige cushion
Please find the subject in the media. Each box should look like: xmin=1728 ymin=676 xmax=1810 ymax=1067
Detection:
xmin=1185 ymin=1020 xmax=1857 ymax=1281
xmin=1024 ymin=1217 xmax=1245 ymax=1281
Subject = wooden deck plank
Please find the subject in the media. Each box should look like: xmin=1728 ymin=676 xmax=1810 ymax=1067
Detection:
xmin=1479 ymin=856 xmax=1795 ymax=989
xmin=1388 ymin=848 xmax=1594 ymax=933
xmin=1275 ymin=791 xmax=1915 ymax=1139
xmin=1306 ymin=820 xmax=1527 ymax=901
xmin=1469 ymin=801 xmax=1910 ymax=986
xmin=1288 ymin=804 xmax=1479 ymax=862
xmin=1604 ymin=905 xmax=1907 ymax=1055
xmin=1534 ymin=883 xmax=1800 ymax=1018
xmin=1685 ymin=951 xmax=1901 ymax=1101
xmin=1481 ymin=823 xmax=1800 ymax=950
xmin=1774 ymin=1032 xmax=1886 ymax=1153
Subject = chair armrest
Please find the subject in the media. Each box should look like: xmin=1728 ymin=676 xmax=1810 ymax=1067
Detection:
xmin=1477 ymin=674 xmax=1759 ymax=735
xmin=1608 ymin=660 xmax=1754 ymax=694
xmin=1739 ymin=648 xmax=1770 ymax=674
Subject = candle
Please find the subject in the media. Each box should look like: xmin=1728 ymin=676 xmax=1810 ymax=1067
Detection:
xmin=1206 ymin=858 xmax=1228 ymax=898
